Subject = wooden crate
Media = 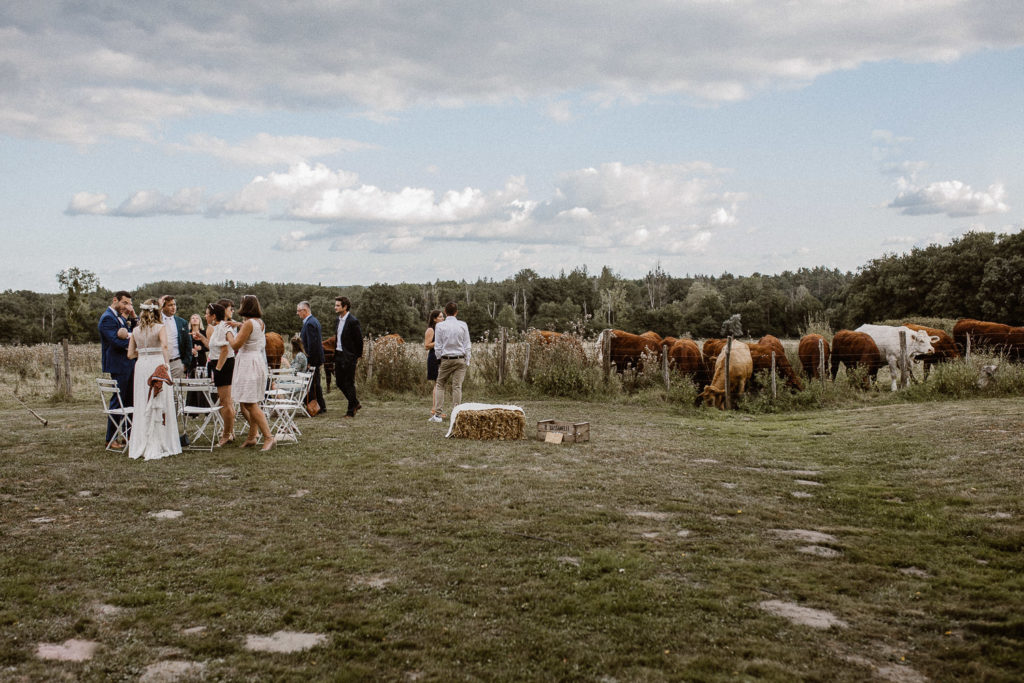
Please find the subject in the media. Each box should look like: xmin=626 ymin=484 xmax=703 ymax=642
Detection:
xmin=537 ymin=419 xmax=590 ymax=443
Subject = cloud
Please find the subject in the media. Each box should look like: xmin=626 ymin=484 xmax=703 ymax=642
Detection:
xmin=66 ymin=192 xmax=110 ymax=215
xmin=5 ymin=2 xmax=1024 ymax=144
xmin=889 ymin=178 xmax=1010 ymax=217
xmin=66 ymin=188 xmax=205 ymax=216
xmin=169 ymin=133 xmax=374 ymax=166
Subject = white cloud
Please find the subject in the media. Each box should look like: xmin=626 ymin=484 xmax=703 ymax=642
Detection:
xmin=889 ymin=178 xmax=1010 ymax=217
xmin=4 ymin=2 xmax=1023 ymax=144
xmin=66 ymin=192 xmax=110 ymax=215
xmin=169 ymin=133 xmax=374 ymax=166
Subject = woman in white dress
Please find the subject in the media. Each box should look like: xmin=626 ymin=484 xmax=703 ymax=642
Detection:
xmin=228 ymin=294 xmax=275 ymax=451
xmin=126 ymin=299 xmax=181 ymax=460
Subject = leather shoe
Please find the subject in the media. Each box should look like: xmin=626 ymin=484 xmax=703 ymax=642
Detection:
xmin=353 ymin=403 xmax=362 ymax=413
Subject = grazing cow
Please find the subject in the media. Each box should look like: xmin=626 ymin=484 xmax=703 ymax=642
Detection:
xmin=378 ymin=333 xmax=404 ymax=344
xmin=953 ymin=319 xmax=1024 ymax=360
xmin=757 ymin=335 xmax=803 ymax=391
xmin=595 ymin=329 xmax=662 ymax=371
xmin=527 ymin=329 xmax=586 ymax=360
xmin=265 ymin=332 xmax=285 ymax=369
xmin=830 ymin=330 xmax=884 ymax=388
xmin=902 ymin=323 xmax=959 ymax=377
xmin=667 ymin=338 xmax=704 ymax=382
xmin=855 ymin=324 xmax=937 ymax=391
xmin=699 ymin=339 xmax=753 ymax=409
xmin=797 ymin=334 xmax=831 ymax=379
xmin=322 ymin=336 xmax=337 ymax=391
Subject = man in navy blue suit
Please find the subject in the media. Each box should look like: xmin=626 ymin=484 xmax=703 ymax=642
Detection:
xmin=98 ymin=290 xmax=136 ymax=447
xmin=333 ymin=296 xmax=363 ymax=418
xmin=297 ymin=300 xmax=326 ymax=415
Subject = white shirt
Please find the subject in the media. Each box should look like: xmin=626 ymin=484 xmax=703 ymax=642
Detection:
xmin=433 ymin=315 xmax=471 ymax=364
xmin=162 ymin=314 xmax=180 ymax=360
xmin=336 ymin=312 xmax=348 ymax=351
xmin=208 ymin=322 xmax=235 ymax=361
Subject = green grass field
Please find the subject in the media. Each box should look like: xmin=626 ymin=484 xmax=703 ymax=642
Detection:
xmin=2 ymin=382 xmax=1022 ymax=681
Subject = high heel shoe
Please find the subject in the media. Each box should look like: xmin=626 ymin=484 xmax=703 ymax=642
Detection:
xmin=260 ymin=437 xmax=276 ymax=452
xmin=240 ymin=438 xmax=259 ymax=448
xmin=217 ymin=435 xmax=235 ymax=447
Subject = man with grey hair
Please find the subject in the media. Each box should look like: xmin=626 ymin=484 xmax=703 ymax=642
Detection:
xmin=297 ymin=300 xmax=326 ymax=415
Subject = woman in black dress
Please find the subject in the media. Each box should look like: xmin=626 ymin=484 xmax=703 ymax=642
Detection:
xmin=424 ymin=309 xmax=444 ymax=420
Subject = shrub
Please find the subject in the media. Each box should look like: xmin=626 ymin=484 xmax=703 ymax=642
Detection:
xmin=358 ymin=337 xmax=425 ymax=394
xmin=529 ymin=340 xmax=599 ymax=398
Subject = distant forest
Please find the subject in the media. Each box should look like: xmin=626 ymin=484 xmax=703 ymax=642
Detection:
xmin=3 ymin=230 xmax=1023 ymax=345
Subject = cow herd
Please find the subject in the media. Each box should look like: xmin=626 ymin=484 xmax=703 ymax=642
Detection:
xmin=594 ymin=317 xmax=1022 ymax=409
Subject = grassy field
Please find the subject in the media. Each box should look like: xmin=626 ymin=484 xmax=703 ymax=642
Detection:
xmin=1 ymin=377 xmax=1022 ymax=680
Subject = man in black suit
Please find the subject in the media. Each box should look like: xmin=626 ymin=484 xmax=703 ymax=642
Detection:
xmin=333 ymin=296 xmax=363 ymax=418
xmin=297 ymin=300 xmax=326 ymax=415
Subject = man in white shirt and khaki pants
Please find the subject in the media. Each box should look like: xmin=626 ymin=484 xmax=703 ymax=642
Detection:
xmin=431 ymin=301 xmax=471 ymax=422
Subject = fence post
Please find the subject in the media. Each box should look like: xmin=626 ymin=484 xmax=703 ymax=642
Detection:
xmin=724 ymin=336 xmax=732 ymax=410
xmin=965 ymin=333 xmax=971 ymax=362
xmin=62 ymin=338 xmax=72 ymax=398
xmin=366 ymin=338 xmax=374 ymax=385
xmin=602 ymin=329 xmax=612 ymax=383
xmin=818 ymin=338 xmax=826 ymax=384
xmin=771 ymin=351 xmax=777 ymax=399
xmin=898 ymin=330 xmax=908 ymax=389
xmin=53 ymin=344 xmax=62 ymax=394
xmin=498 ymin=327 xmax=507 ymax=385
xmin=522 ymin=340 xmax=530 ymax=382
xmin=662 ymin=346 xmax=670 ymax=391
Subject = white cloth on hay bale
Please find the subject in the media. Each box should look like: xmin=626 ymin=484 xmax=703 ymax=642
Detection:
xmin=445 ymin=402 xmax=525 ymax=439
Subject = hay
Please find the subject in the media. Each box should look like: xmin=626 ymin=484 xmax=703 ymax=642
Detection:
xmin=446 ymin=403 xmax=526 ymax=440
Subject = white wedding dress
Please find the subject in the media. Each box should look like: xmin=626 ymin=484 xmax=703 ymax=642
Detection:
xmin=128 ymin=324 xmax=182 ymax=461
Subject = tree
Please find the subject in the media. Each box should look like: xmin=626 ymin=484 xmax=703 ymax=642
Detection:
xmin=56 ymin=267 xmax=100 ymax=341
xmin=357 ymin=283 xmax=419 ymax=338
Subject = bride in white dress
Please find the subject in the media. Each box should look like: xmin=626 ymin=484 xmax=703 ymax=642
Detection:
xmin=127 ymin=299 xmax=181 ymax=460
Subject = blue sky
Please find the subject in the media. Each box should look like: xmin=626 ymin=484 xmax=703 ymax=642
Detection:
xmin=2 ymin=1 xmax=1022 ymax=293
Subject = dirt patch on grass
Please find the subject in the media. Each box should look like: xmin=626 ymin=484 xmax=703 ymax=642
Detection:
xmin=245 ymin=631 xmax=328 ymax=653
xmin=770 ymin=529 xmax=838 ymax=544
xmin=758 ymin=600 xmax=848 ymax=629
xmin=797 ymin=545 xmax=841 ymax=558
xmin=627 ymin=510 xmax=673 ymax=521
xmin=353 ymin=575 xmax=394 ymax=589
xmin=139 ymin=660 xmax=207 ymax=682
xmin=36 ymin=639 xmax=99 ymax=661
xmin=148 ymin=510 xmax=183 ymax=519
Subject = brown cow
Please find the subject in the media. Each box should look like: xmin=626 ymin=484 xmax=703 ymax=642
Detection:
xmin=322 ymin=335 xmax=337 ymax=391
xmin=667 ymin=338 xmax=703 ymax=381
xmin=595 ymin=329 xmax=662 ymax=372
xmin=830 ymin=330 xmax=884 ymax=388
xmin=378 ymin=333 xmax=404 ymax=344
xmin=265 ymin=332 xmax=285 ymax=369
xmin=797 ymin=334 xmax=831 ymax=379
xmin=903 ymin=322 xmax=959 ymax=376
xmin=699 ymin=339 xmax=753 ymax=409
xmin=953 ymin=319 xmax=1024 ymax=360
xmin=527 ymin=329 xmax=586 ymax=360
xmin=757 ymin=335 xmax=803 ymax=390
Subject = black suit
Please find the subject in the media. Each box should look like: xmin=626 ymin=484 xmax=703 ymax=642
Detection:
xmin=300 ymin=314 xmax=326 ymax=413
xmin=334 ymin=313 xmax=363 ymax=416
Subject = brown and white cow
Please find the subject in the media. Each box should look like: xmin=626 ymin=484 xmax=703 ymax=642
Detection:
xmin=699 ymin=338 xmax=753 ymax=409
xmin=797 ymin=334 xmax=831 ymax=379
xmin=830 ymin=330 xmax=884 ymax=388
xmin=902 ymin=322 xmax=959 ymax=376
xmin=595 ymin=329 xmax=662 ymax=372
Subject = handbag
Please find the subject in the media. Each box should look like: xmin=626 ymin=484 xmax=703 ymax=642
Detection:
xmin=306 ymin=399 xmax=320 ymax=417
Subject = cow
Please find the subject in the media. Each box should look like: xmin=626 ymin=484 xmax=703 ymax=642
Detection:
xmin=595 ymin=329 xmax=662 ymax=372
xmin=830 ymin=330 xmax=884 ymax=388
xmin=699 ymin=338 xmax=753 ymax=409
xmin=378 ymin=333 xmax=404 ymax=344
xmin=757 ymin=335 xmax=803 ymax=391
xmin=854 ymin=324 xmax=937 ymax=391
xmin=527 ymin=329 xmax=586 ymax=361
xmin=953 ymin=319 xmax=1024 ymax=360
xmin=667 ymin=338 xmax=704 ymax=383
xmin=322 ymin=335 xmax=337 ymax=391
xmin=902 ymin=322 xmax=959 ymax=377
xmin=797 ymin=334 xmax=831 ymax=380
xmin=265 ymin=332 xmax=285 ymax=369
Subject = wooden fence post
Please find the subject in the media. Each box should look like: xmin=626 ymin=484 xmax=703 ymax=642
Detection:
xmin=602 ymin=329 xmax=612 ymax=383
xmin=498 ymin=327 xmax=507 ymax=385
xmin=366 ymin=338 xmax=374 ymax=385
xmin=771 ymin=351 xmax=777 ymax=399
xmin=61 ymin=338 xmax=72 ymax=398
xmin=662 ymin=346 xmax=670 ymax=391
xmin=724 ymin=336 xmax=732 ymax=410
xmin=522 ymin=340 xmax=530 ymax=382
xmin=818 ymin=338 xmax=826 ymax=384
xmin=53 ymin=344 xmax=62 ymax=394
xmin=898 ymin=330 xmax=908 ymax=389
xmin=965 ymin=333 xmax=971 ymax=362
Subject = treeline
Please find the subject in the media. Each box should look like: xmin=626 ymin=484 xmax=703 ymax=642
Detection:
xmin=3 ymin=230 xmax=1022 ymax=346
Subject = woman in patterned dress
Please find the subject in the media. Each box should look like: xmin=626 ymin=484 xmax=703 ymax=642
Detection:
xmin=228 ymin=294 xmax=275 ymax=451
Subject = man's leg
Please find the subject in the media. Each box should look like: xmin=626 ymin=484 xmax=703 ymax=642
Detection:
xmin=339 ymin=356 xmax=359 ymax=416
xmin=434 ymin=359 xmax=455 ymax=416
xmin=308 ymin=365 xmax=326 ymax=413
xmin=451 ymin=360 xmax=467 ymax=408
xmin=168 ymin=359 xmax=185 ymax=379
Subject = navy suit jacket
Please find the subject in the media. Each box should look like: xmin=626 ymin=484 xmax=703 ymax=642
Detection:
xmin=98 ymin=307 xmax=135 ymax=376
xmin=301 ymin=315 xmax=325 ymax=366
xmin=335 ymin=313 xmax=364 ymax=359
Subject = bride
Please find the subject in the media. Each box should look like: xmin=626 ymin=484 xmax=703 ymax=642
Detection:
xmin=127 ymin=298 xmax=182 ymax=460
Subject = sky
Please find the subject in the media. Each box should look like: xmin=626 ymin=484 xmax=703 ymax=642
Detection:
xmin=2 ymin=1 xmax=1023 ymax=293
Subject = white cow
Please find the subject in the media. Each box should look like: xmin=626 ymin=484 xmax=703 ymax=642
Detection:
xmin=855 ymin=324 xmax=938 ymax=391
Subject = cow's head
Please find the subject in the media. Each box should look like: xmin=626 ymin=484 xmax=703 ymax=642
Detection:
xmin=908 ymin=329 xmax=936 ymax=357
xmin=699 ymin=385 xmax=727 ymax=410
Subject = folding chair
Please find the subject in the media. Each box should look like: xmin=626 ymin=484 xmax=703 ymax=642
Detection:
xmin=175 ymin=378 xmax=223 ymax=451
xmin=293 ymin=371 xmax=315 ymax=417
xmin=262 ymin=374 xmax=306 ymax=444
xmin=97 ymin=378 xmax=133 ymax=453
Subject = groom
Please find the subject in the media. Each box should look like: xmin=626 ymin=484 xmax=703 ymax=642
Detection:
xmin=98 ymin=291 xmax=136 ymax=447
xmin=159 ymin=295 xmax=193 ymax=379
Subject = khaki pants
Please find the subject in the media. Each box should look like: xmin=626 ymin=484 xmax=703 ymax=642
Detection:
xmin=435 ymin=358 xmax=467 ymax=415
xmin=168 ymin=358 xmax=185 ymax=379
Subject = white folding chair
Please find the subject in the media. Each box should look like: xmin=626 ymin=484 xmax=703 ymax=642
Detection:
xmin=175 ymin=378 xmax=223 ymax=451
xmin=293 ymin=371 xmax=315 ymax=417
xmin=262 ymin=374 xmax=306 ymax=444
xmin=97 ymin=378 xmax=133 ymax=453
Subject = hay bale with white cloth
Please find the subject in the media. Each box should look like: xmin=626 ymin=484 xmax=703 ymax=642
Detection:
xmin=445 ymin=403 xmax=526 ymax=440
